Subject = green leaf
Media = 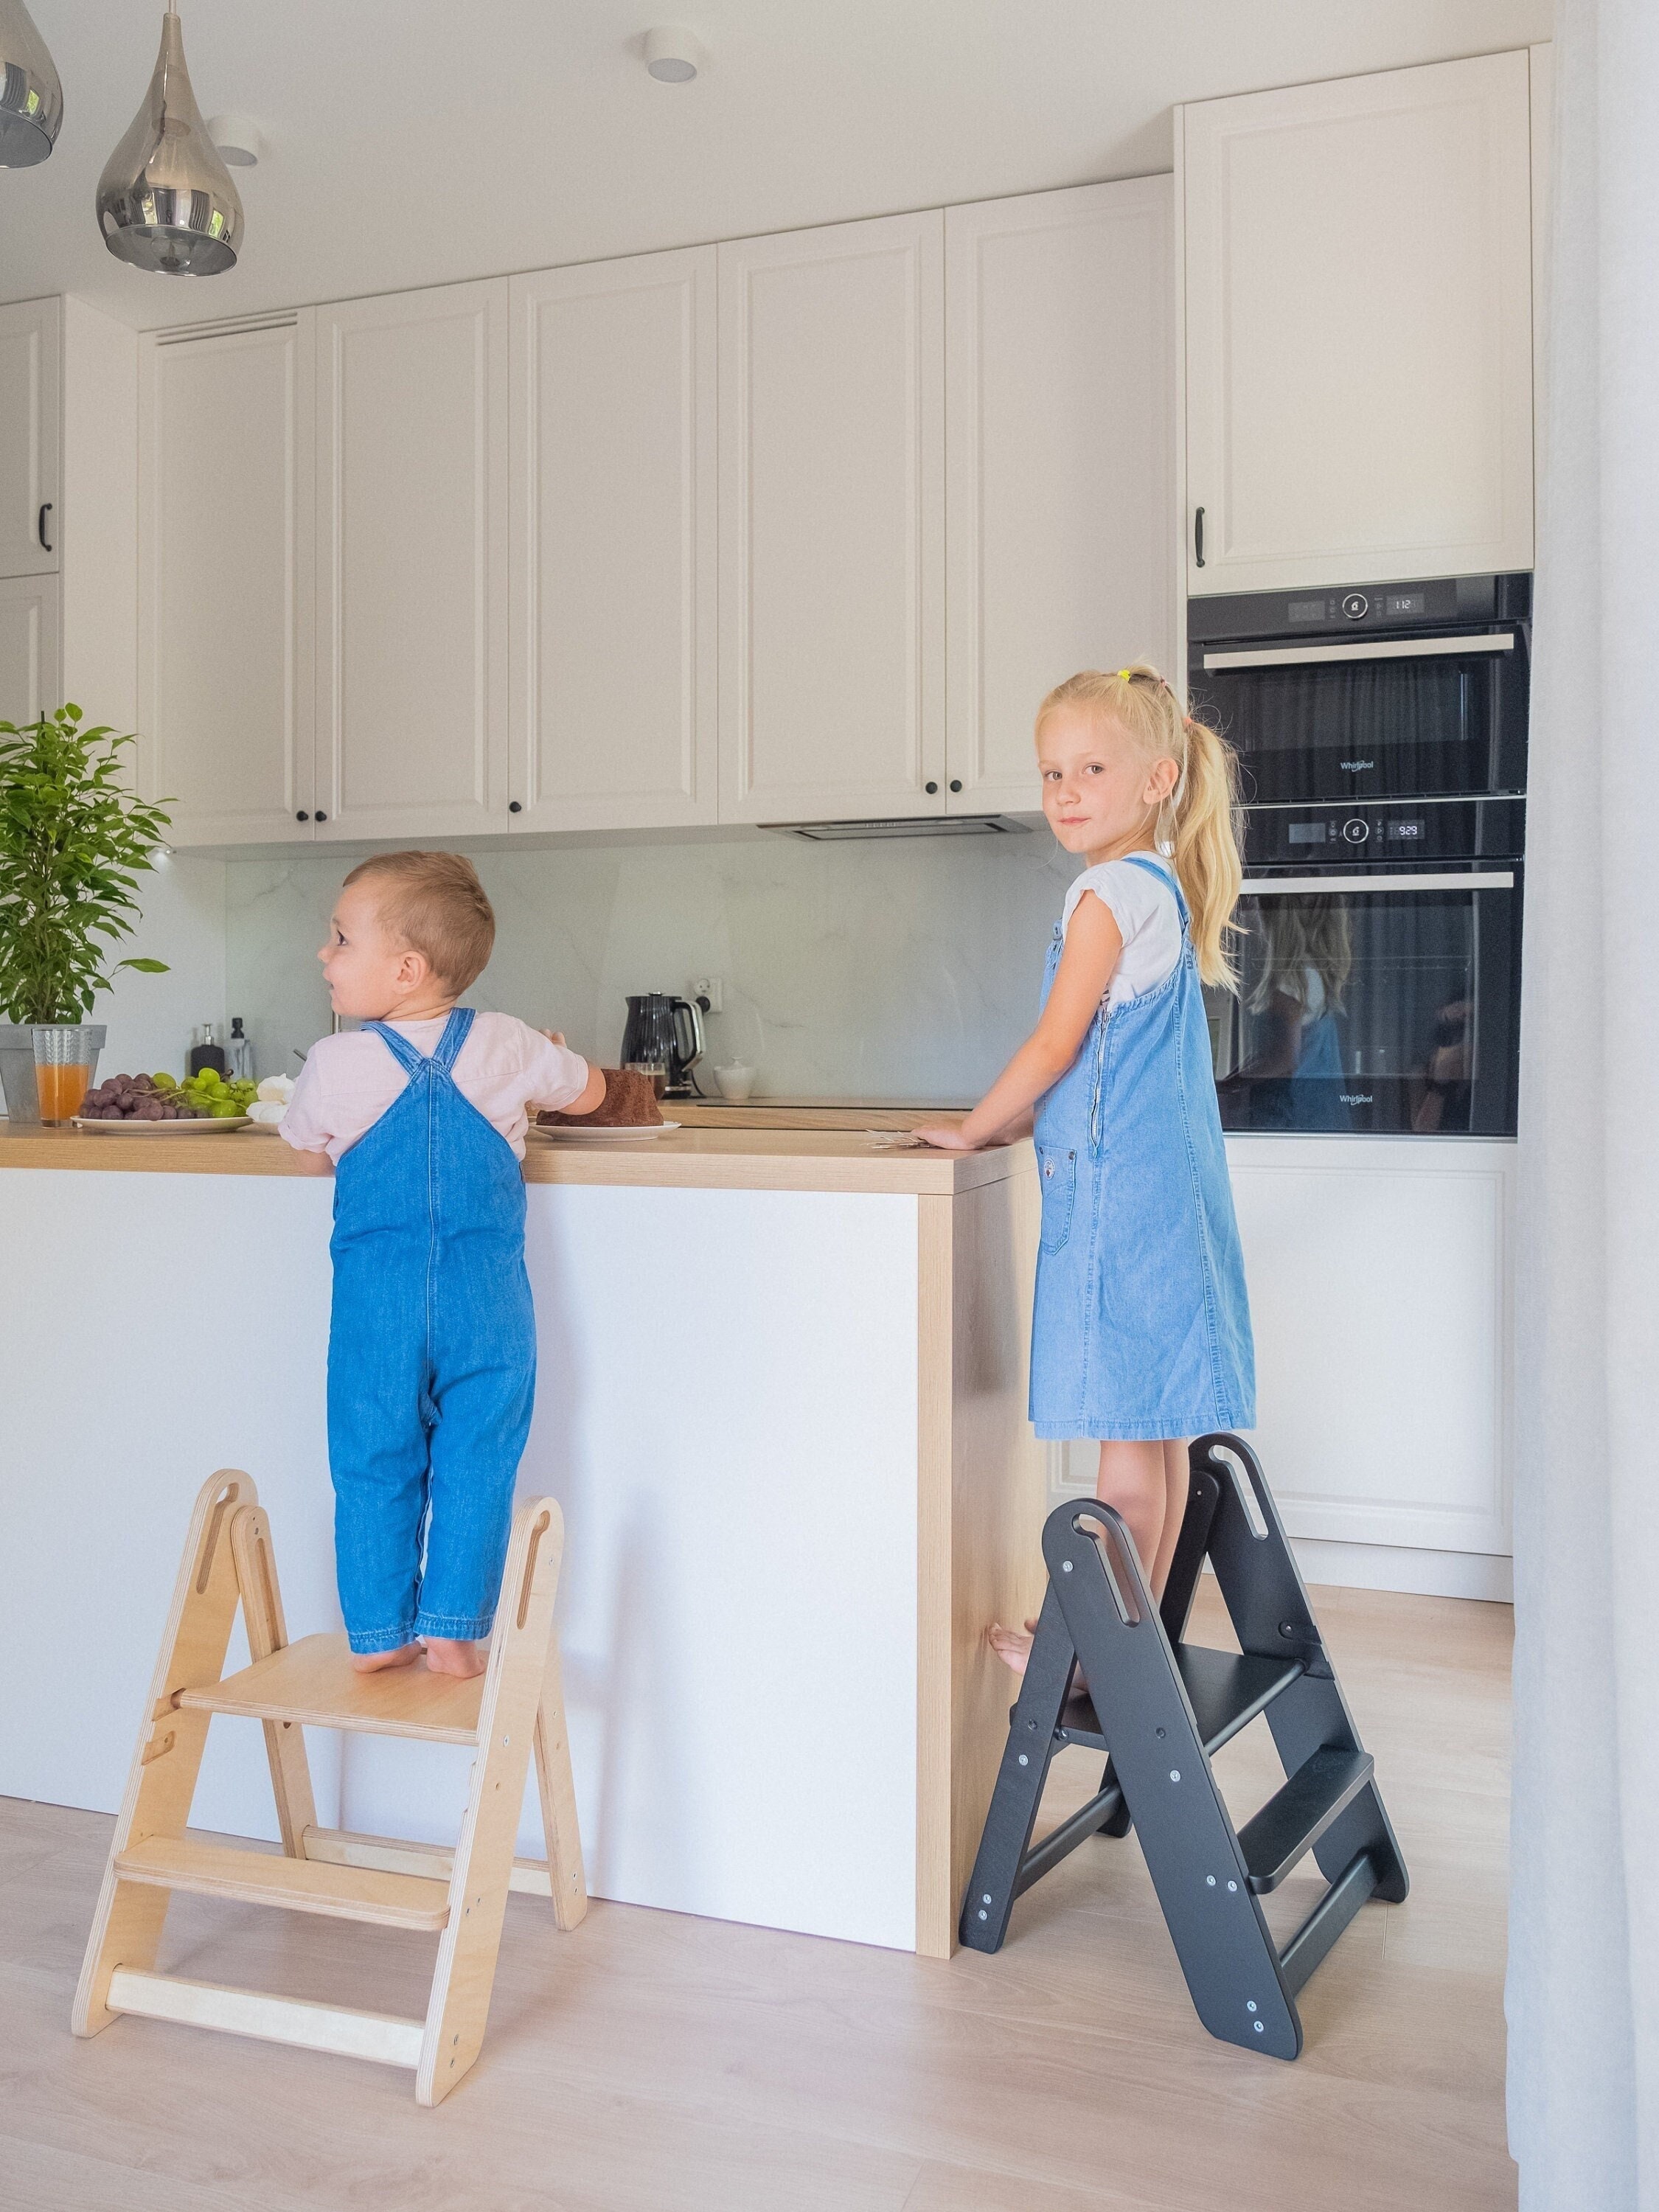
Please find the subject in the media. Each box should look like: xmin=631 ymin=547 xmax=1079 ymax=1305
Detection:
xmin=116 ymin=957 xmax=170 ymax=975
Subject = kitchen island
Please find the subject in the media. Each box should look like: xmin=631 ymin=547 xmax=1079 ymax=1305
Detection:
xmin=0 ymin=1121 xmax=1043 ymax=1958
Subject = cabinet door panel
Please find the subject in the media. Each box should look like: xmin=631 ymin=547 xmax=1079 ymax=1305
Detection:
xmin=139 ymin=320 xmax=314 ymax=845
xmin=1184 ymin=50 xmax=1534 ymax=596
xmin=0 ymin=573 xmax=60 ymax=725
xmin=0 ymin=297 xmax=60 ymax=580
xmin=510 ymin=249 xmax=716 ymax=830
xmin=720 ymin=212 xmax=945 ymax=824
xmin=316 ymin=282 xmax=509 ymax=838
xmin=946 ymin=179 xmax=1174 ymax=814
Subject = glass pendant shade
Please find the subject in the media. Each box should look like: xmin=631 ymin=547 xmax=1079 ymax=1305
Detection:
xmin=97 ymin=4 xmax=243 ymax=276
xmin=0 ymin=0 xmax=63 ymax=167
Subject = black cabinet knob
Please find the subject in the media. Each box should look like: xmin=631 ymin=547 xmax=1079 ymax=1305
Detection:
xmin=508 ymin=800 xmax=522 ymax=813
xmin=295 ymin=810 xmax=309 ymax=822
xmin=949 ymin=779 xmax=962 ymax=793
xmin=925 ymin=781 xmax=939 ymax=795
xmin=315 ymin=810 xmax=328 ymax=823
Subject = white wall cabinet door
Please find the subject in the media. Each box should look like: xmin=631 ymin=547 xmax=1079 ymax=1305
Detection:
xmin=0 ymin=297 xmax=60 ymax=580
xmin=315 ymin=280 xmax=509 ymax=841
xmin=509 ymin=248 xmax=717 ymax=832
xmin=719 ymin=212 xmax=945 ymax=824
xmin=0 ymin=573 xmax=60 ymax=726
xmin=946 ymin=178 xmax=1174 ymax=815
xmin=138 ymin=319 xmax=315 ymax=846
xmin=1183 ymin=50 xmax=1535 ymax=597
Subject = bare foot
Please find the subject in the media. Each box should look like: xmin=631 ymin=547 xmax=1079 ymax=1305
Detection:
xmin=424 ymin=1637 xmax=489 ymax=1679
xmin=987 ymin=1616 xmax=1041 ymax=1676
xmin=351 ymin=1643 xmax=423 ymax=1674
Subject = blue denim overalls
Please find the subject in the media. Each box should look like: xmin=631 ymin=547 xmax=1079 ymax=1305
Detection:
xmin=1029 ymin=855 xmax=1256 ymax=1441
xmin=327 ymin=1007 xmax=536 ymax=1654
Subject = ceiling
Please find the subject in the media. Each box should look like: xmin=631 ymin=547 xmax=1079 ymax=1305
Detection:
xmin=2 ymin=0 xmax=1555 ymax=332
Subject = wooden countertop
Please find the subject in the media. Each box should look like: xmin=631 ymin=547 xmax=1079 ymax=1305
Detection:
xmin=0 ymin=1119 xmax=1020 ymax=1197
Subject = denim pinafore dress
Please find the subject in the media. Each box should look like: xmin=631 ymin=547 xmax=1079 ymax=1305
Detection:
xmin=327 ymin=1006 xmax=538 ymax=1654
xmin=1029 ymin=855 xmax=1256 ymax=1442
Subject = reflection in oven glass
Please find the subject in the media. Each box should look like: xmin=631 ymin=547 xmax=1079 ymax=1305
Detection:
xmin=1207 ymin=892 xmax=1484 ymax=1135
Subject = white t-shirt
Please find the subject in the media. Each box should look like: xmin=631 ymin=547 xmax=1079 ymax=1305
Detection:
xmin=1061 ymin=854 xmax=1183 ymax=1011
xmin=279 ymin=1011 xmax=590 ymax=1164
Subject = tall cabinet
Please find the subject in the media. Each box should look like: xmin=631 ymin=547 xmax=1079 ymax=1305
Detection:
xmin=1181 ymin=49 xmax=1535 ymax=597
xmin=718 ymin=212 xmax=946 ymax=824
xmin=138 ymin=317 xmax=314 ymax=843
xmin=0 ymin=297 xmax=60 ymax=584
xmin=313 ymin=280 xmax=510 ymax=841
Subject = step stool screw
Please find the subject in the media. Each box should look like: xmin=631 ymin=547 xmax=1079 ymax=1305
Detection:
xmin=1169 ymin=1770 xmax=1180 ymax=1783
xmin=977 ymin=1910 xmax=988 ymax=1921
xmin=1018 ymin=1753 xmax=1029 ymax=1766
xmin=1206 ymin=1876 xmax=1216 ymax=1887
xmin=1253 ymin=2022 xmax=1265 ymax=2034
xmin=982 ymin=1893 xmax=992 ymax=1905
xmin=1155 ymin=1726 xmax=1166 ymax=1739
xmin=1062 ymin=1560 xmax=1073 ymax=1573
xmin=1247 ymin=2002 xmax=1257 ymax=2013
xmin=1228 ymin=1880 xmax=1237 ymax=1892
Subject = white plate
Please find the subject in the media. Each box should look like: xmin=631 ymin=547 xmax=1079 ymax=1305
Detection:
xmin=72 ymin=1114 xmax=252 ymax=1134
xmin=529 ymin=1120 xmax=681 ymax=1144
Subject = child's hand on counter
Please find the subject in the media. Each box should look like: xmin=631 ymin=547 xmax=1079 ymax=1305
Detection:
xmin=913 ymin=1120 xmax=978 ymax=1152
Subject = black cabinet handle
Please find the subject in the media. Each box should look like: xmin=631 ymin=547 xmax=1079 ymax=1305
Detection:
xmin=295 ymin=810 xmax=310 ymax=822
xmin=949 ymin=779 xmax=962 ymax=793
xmin=38 ymin=502 xmax=52 ymax=552
xmin=925 ymin=781 xmax=939 ymax=796
xmin=508 ymin=800 xmax=522 ymax=813
xmin=1194 ymin=506 xmax=1206 ymax=568
xmin=315 ymin=810 xmax=327 ymax=822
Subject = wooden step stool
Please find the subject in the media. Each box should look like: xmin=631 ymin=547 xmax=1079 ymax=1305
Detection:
xmin=73 ymin=1469 xmax=587 ymax=2105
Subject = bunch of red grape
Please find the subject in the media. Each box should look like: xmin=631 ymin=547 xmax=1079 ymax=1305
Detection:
xmin=78 ymin=1073 xmax=198 ymax=1121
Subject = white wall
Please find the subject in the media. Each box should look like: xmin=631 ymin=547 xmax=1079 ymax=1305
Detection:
xmin=91 ymin=852 xmax=227 ymax=1082
xmin=222 ymin=832 xmax=1079 ymax=1100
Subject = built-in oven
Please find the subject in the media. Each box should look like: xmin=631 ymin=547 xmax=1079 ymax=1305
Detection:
xmin=1206 ymin=799 xmax=1523 ymax=1138
xmin=1188 ymin=574 xmax=1531 ymax=806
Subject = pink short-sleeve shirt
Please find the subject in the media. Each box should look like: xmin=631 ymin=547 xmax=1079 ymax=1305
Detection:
xmin=279 ymin=1011 xmax=590 ymax=1164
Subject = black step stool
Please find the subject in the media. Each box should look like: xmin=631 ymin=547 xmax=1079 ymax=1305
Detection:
xmin=960 ymin=1433 xmax=1408 ymax=2059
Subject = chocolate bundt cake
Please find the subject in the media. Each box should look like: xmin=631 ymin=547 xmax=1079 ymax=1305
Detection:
xmin=539 ymin=1066 xmax=663 ymax=1129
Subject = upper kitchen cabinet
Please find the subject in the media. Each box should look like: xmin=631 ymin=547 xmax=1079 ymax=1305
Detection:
xmin=718 ymin=212 xmax=945 ymax=824
xmin=945 ymin=178 xmax=1174 ymax=813
xmin=0 ymin=298 xmax=60 ymax=580
xmin=137 ymin=317 xmax=315 ymax=845
xmin=0 ymin=575 xmax=60 ymax=726
xmin=1181 ymin=49 xmax=1535 ymax=597
xmin=509 ymin=248 xmax=717 ymax=832
xmin=314 ymin=280 xmax=509 ymax=840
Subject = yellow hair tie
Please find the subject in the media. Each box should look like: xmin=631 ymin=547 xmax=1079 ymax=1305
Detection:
xmin=1116 ymin=667 xmax=1133 ymax=681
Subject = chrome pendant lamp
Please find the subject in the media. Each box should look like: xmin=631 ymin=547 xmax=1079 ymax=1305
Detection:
xmin=0 ymin=0 xmax=63 ymax=167
xmin=97 ymin=2 xmax=242 ymax=275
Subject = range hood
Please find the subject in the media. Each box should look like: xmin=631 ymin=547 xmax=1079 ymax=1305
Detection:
xmin=762 ymin=814 xmax=1034 ymax=843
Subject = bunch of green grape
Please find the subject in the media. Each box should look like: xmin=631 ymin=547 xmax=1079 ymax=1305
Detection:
xmin=150 ymin=1069 xmax=260 ymax=1119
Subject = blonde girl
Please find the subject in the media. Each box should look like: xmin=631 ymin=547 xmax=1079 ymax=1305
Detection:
xmin=915 ymin=667 xmax=1255 ymax=1671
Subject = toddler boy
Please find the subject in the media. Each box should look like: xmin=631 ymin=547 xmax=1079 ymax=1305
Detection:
xmin=281 ymin=851 xmax=604 ymax=1677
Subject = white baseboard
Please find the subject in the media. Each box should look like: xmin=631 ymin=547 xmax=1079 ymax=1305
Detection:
xmin=1288 ymin=1537 xmax=1512 ymax=1603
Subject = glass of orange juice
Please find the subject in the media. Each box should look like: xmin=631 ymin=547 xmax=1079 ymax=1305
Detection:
xmin=32 ymin=1025 xmax=100 ymax=1124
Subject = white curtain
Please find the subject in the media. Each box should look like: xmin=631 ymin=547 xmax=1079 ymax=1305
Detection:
xmin=1507 ymin=1 xmax=1659 ymax=2202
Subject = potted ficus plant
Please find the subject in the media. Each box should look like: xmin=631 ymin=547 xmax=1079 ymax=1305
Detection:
xmin=0 ymin=705 xmax=173 ymax=1123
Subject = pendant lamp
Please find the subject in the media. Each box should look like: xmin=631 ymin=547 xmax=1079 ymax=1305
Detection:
xmin=97 ymin=2 xmax=242 ymax=276
xmin=0 ymin=0 xmax=63 ymax=167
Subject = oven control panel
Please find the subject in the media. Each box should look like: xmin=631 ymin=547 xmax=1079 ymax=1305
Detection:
xmin=1242 ymin=796 xmax=1525 ymax=867
xmin=1187 ymin=570 xmax=1531 ymax=645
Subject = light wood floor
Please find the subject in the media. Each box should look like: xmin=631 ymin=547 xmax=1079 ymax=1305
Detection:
xmin=0 ymin=1583 xmax=1514 ymax=2212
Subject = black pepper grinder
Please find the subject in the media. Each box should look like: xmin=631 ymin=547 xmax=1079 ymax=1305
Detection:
xmin=187 ymin=1021 xmax=227 ymax=1077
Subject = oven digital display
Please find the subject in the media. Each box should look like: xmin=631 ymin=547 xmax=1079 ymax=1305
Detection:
xmin=1287 ymin=821 xmax=1327 ymax=845
xmin=1287 ymin=598 xmax=1327 ymax=624
xmin=1385 ymin=591 xmax=1427 ymax=618
xmin=1387 ymin=819 xmax=1425 ymax=841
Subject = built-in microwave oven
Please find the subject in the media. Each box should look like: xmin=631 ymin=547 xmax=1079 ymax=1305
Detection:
xmin=1188 ymin=574 xmax=1531 ymax=807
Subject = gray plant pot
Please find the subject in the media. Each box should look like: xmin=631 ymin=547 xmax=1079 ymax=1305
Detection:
xmin=0 ymin=1023 xmax=107 ymax=1122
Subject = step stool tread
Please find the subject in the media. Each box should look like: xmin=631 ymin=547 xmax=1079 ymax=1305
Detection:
xmin=1238 ymin=1747 xmax=1375 ymax=1893
xmin=114 ymin=1834 xmax=453 ymax=1930
xmin=177 ymin=1632 xmax=482 ymax=1743
xmin=1054 ymin=1645 xmax=1304 ymax=1757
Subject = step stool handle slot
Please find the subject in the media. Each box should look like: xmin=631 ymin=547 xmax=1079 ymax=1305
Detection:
xmin=1065 ymin=1504 xmax=1144 ymax=1627
xmin=515 ymin=1509 xmax=553 ymax=1630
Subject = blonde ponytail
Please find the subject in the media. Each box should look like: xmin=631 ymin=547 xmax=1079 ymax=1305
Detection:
xmin=1036 ymin=664 xmax=1245 ymax=990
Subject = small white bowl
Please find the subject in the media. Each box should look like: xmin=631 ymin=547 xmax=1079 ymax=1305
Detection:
xmin=714 ymin=1064 xmax=756 ymax=1103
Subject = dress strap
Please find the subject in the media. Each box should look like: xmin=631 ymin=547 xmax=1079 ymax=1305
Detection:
xmin=431 ymin=1006 xmax=476 ymax=1072
xmin=1121 ymin=852 xmax=1190 ymax=930
xmin=364 ymin=1019 xmax=428 ymax=1077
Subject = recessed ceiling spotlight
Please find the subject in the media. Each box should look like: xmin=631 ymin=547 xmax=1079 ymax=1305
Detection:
xmin=643 ymin=27 xmax=704 ymax=84
xmin=207 ymin=113 xmax=265 ymax=168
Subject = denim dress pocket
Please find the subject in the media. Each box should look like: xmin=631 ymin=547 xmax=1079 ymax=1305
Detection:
xmin=1036 ymin=1144 xmax=1078 ymax=1253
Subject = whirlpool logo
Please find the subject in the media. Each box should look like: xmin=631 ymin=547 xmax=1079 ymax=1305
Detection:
xmin=1340 ymin=759 xmax=1375 ymax=771
xmin=1340 ymin=1092 xmax=1374 ymax=1106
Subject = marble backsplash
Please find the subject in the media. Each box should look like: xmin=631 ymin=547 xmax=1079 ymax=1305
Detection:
xmin=220 ymin=828 xmax=1082 ymax=1103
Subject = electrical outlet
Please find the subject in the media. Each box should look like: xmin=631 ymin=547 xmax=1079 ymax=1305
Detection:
xmin=689 ymin=976 xmax=724 ymax=1014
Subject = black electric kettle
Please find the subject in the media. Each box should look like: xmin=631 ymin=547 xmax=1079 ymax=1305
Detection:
xmin=620 ymin=994 xmax=706 ymax=1097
